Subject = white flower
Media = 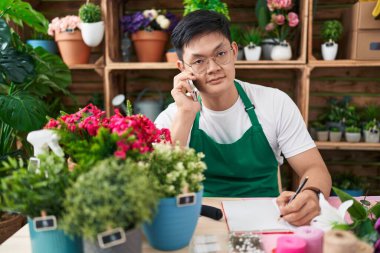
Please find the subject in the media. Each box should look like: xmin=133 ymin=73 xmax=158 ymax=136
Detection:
xmin=311 ymin=193 xmax=353 ymax=231
xmin=143 ymin=9 xmax=158 ymax=20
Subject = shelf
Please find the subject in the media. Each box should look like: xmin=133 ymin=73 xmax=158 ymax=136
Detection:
xmin=316 ymin=141 xmax=380 ymax=151
xmin=309 ymin=60 xmax=380 ymax=68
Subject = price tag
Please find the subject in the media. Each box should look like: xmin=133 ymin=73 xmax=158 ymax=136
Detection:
xmin=97 ymin=227 xmax=126 ymax=249
xmin=33 ymin=215 xmax=57 ymax=232
xmin=176 ymin=192 xmax=196 ymax=207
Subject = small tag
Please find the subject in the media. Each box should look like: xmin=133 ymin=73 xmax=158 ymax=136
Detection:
xmin=33 ymin=215 xmax=57 ymax=232
xmin=97 ymin=227 xmax=126 ymax=249
xmin=28 ymin=157 xmax=40 ymax=170
xmin=176 ymin=192 xmax=196 ymax=207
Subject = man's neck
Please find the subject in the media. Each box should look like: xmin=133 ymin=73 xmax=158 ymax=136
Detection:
xmin=201 ymin=84 xmax=239 ymax=111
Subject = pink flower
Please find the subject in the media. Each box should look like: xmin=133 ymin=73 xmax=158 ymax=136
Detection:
xmin=265 ymin=23 xmax=275 ymax=32
xmin=288 ymin=12 xmax=299 ymax=27
xmin=274 ymin=15 xmax=285 ymax=25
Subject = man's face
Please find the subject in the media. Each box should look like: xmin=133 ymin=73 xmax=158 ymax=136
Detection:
xmin=180 ymin=32 xmax=238 ymax=97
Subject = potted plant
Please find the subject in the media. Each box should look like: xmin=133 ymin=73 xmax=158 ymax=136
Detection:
xmin=331 ymin=172 xmax=366 ymax=197
xmin=26 ymin=31 xmax=58 ymax=54
xmin=364 ymin=119 xmax=379 ymax=143
xmin=48 ymin=15 xmax=91 ymax=65
xmin=243 ymin=27 xmax=263 ymax=61
xmin=143 ymin=143 xmax=206 ymax=251
xmin=320 ymin=20 xmax=343 ymax=61
xmin=121 ymin=9 xmax=174 ymax=62
xmin=329 ymin=127 xmax=342 ymax=142
xmin=264 ymin=0 xmax=299 ymax=60
xmin=79 ymin=2 xmax=104 ymax=47
xmin=183 ymin=0 xmax=230 ymax=20
xmin=1 ymin=154 xmax=83 ymax=253
xmin=345 ymin=125 xmax=361 ymax=143
xmin=312 ymin=122 xmax=329 ymax=141
xmin=230 ymin=24 xmax=245 ymax=60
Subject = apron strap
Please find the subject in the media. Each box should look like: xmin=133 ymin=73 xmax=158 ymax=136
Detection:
xmin=234 ymin=81 xmax=261 ymax=127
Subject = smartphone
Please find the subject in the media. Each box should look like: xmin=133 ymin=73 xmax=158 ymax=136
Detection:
xmin=187 ymin=79 xmax=199 ymax=102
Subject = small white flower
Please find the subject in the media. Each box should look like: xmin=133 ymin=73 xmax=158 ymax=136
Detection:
xmin=311 ymin=193 xmax=353 ymax=231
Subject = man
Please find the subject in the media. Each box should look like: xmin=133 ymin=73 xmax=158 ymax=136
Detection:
xmin=155 ymin=10 xmax=331 ymax=226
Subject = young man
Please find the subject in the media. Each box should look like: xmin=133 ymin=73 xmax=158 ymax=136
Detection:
xmin=155 ymin=10 xmax=331 ymax=226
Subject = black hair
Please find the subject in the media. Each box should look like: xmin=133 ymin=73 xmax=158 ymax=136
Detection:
xmin=171 ymin=10 xmax=231 ymax=60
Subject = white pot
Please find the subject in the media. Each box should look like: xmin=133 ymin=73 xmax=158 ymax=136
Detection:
xmin=80 ymin=21 xmax=105 ymax=47
xmin=329 ymin=131 xmax=342 ymax=142
xmin=261 ymin=38 xmax=278 ymax=60
xmin=321 ymin=41 xmax=338 ymax=61
xmin=317 ymin=131 xmax=329 ymax=141
xmin=271 ymin=41 xmax=292 ymax=61
xmin=345 ymin=132 xmax=361 ymax=143
xmin=244 ymin=45 xmax=261 ymax=61
xmin=364 ymin=130 xmax=380 ymax=143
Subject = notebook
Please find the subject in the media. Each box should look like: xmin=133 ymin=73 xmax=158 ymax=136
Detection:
xmin=222 ymin=199 xmax=295 ymax=232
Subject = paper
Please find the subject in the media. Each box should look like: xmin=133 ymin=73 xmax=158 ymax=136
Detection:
xmin=222 ymin=199 xmax=295 ymax=232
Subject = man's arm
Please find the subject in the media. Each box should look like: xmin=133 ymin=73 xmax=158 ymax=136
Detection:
xmin=277 ymin=147 xmax=332 ymax=226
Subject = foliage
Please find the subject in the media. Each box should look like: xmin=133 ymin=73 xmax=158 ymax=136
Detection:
xmin=48 ymin=15 xmax=81 ymax=36
xmin=332 ymin=172 xmax=366 ymax=191
xmin=61 ymin=157 xmax=160 ymax=241
xmin=332 ymin=187 xmax=380 ymax=245
xmin=121 ymin=9 xmax=178 ymax=34
xmin=183 ymin=0 xmax=230 ymax=20
xmin=321 ymin=20 xmax=343 ymax=43
xmin=311 ymin=121 xmax=327 ymax=131
xmin=79 ymin=3 xmax=101 ymax=23
xmin=148 ymin=143 xmax=206 ymax=197
xmin=345 ymin=126 xmax=361 ymax=133
xmin=1 ymin=153 xmax=75 ymax=218
xmin=230 ymin=24 xmax=245 ymax=46
xmin=365 ymin=119 xmax=379 ymax=133
xmin=264 ymin=0 xmax=299 ymax=42
xmin=242 ymin=27 xmax=263 ymax=47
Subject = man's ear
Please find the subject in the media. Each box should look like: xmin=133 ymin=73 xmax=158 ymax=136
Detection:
xmin=177 ymin=60 xmax=185 ymax=71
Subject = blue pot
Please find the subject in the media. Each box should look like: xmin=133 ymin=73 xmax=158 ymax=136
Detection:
xmin=331 ymin=189 xmax=363 ymax=197
xmin=26 ymin=40 xmax=58 ymax=54
xmin=143 ymin=190 xmax=203 ymax=251
xmin=28 ymin=218 xmax=83 ymax=253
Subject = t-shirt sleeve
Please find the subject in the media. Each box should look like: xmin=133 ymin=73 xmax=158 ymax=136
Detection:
xmin=274 ymin=89 xmax=316 ymax=158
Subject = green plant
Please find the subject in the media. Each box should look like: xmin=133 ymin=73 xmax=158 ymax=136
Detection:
xmin=1 ymin=153 xmax=74 ymax=218
xmin=330 ymin=127 xmax=341 ymax=132
xmin=346 ymin=126 xmax=361 ymax=133
xmin=242 ymin=27 xmax=263 ymax=47
xmin=332 ymin=172 xmax=366 ymax=191
xmin=148 ymin=143 xmax=206 ymax=197
xmin=230 ymin=24 xmax=245 ymax=47
xmin=183 ymin=0 xmax=230 ymax=20
xmin=321 ymin=20 xmax=343 ymax=43
xmin=61 ymin=157 xmax=160 ymax=241
xmin=79 ymin=3 xmax=101 ymax=23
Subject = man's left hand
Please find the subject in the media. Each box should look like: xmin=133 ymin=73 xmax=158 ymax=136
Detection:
xmin=276 ymin=190 xmax=320 ymax=226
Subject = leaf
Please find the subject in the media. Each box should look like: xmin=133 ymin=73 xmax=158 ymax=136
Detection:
xmin=369 ymin=202 xmax=380 ymax=219
xmin=0 ymin=92 xmax=48 ymax=132
xmin=332 ymin=187 xmax=367 ymax=220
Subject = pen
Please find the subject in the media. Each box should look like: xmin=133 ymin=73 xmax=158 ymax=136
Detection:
xmin=278 ymin=176 xmax=309 ymax=219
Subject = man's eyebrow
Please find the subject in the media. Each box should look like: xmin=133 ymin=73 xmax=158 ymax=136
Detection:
xmin=190 ymin=42 xmax=226 ymax=58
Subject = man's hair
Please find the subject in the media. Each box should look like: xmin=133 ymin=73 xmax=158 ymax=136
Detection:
xmin=171 ymin=10 xmax=231 ymax=60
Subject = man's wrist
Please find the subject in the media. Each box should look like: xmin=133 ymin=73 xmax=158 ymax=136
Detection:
xmin=302 ymin=186 xmax=321 ymax=199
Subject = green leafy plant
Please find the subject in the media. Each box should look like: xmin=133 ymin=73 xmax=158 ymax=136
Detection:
xmin=183 ymin=0 xmax=230 ymax=20
xmin=242 ymin=27 xmax=263 ymax=47
xmin=230 ymin=24 xmax=245 ymax=47
xmin=1 ymin=153 xmax=74 ymax=219
xmin=79 ymin=3 xmax=101 ymax=23
xmin=61 ymin=157 xmax=160 ymax=241
xmin=332 ymin=187 xmax=380 ymax=244
xmin=346 ymin=126 xmax=361 ymax=133
xmin=148 ymin=143 xmax=206 ymax=197
xmin=321 ymin=20 xmax=343 ymax=43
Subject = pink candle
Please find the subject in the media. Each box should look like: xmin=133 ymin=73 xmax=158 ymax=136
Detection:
xmin=295 ymin=226 xmax=324 ymax=253
xmin=276 ymin=235 xmax=306 ymax=253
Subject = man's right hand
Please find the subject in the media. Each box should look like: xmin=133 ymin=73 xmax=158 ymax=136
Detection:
xmin=172 ymin=71 xmax=201 ymax=115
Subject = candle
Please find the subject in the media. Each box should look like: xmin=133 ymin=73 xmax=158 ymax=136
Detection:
xmin=276 ymin=235 xmax=306 ymax=253
xmin=295 ymin=226 xmax=323 ymax=253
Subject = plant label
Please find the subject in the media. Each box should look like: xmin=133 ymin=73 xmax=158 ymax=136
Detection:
xmin=97 ymin=227 xmax=126 ymax=249
xmin=176 ymin=192 xmax=196 ymax=207
xmin=33 ymin=215 xmax=57 ymax=232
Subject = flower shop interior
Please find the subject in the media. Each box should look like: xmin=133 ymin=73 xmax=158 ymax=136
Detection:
xmin=1 ymin=0 xmax=380 ymax=253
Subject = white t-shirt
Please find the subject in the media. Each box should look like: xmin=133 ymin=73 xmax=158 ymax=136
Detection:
xmin=155 ymin=79 xmax=316 ymax=165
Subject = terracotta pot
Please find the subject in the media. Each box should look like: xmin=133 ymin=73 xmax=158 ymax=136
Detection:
xmin=131 ymin=31 xmax=168 ymax=62
xmin=55 ymin=30 xmax=91 ymax=66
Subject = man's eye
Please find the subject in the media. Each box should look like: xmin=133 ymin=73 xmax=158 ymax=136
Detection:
xmin=193 ymin=59 xmax=205 ymax=65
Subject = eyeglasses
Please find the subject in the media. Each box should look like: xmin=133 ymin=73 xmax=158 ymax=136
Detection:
xmin=183 ymin=47 xmax=233 ymax=74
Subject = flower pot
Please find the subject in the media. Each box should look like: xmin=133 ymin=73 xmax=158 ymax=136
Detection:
xmin=345 ymin=132 xmax=361 ymax=143
xmin=0 ymin=213 xmax=25 ymax=244
xmin=143 ymin=190 xmax=203 ymax=251
xmin=55 ymin=30 xmax=91 ymax=66
xmin=329 ymin=132 xmax=342 ymax=142
xmin=364 ymin=130 xmax=380 ymax=143
xmin=317 ymin=131 xmax=329 ymax=141
xmin=165 ymin=51 xmax=178 ymax=63
xmin=261 ymin=38 xmax=278 ymax=60
xmin=131 ymin=31 xmax=168 ymax=62
xmin=80 ymin=21 xmax=105 ymax=47
xmin=26 ymin=40 xmax=58 ymax=54
xmin=28 ymin=218 xmax=83 ymax=253
xmin=244 ymin=45 xmax=261 ymax=61
xmin=84 ymin=228 xmax=142 ymax=253
xmin=271 ymin=41 xmax=292 ymax=61
xmin=321 ymin=42 xmax=338 ymax=61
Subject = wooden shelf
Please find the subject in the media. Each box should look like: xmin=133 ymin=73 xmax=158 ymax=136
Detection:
xmin=316 ymin=141 xmax=380 ymax=151
xmin=309 ymin=60 xmax=380 ymax=68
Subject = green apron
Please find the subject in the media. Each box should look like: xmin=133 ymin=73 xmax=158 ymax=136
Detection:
xmin=189 ymin=81 xmax=279 ymax=197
